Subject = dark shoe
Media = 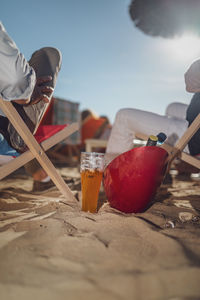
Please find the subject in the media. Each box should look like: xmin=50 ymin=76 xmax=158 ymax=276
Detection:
xmin=32 ymin=180 xmax=55 ymax=192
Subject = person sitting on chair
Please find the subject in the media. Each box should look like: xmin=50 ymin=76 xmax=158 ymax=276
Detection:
xmin=81 ymin=110 xmax=111 ymax=144
xmin=105 ymin=59 xmax=200 ymax=179
xmin=0 ymin=21 xmax=62 ymax=191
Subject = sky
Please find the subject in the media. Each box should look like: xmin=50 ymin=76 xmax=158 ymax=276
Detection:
xmin=2 ymin=0 xmax=200 ymax=123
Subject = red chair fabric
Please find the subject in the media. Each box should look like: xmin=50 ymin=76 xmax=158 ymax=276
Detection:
xmin=34 ymin=124 xmax=67 ymax=144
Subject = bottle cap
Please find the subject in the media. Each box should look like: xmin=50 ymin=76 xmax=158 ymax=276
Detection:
xmin=149 ymin=135 xmax=158 ymax=142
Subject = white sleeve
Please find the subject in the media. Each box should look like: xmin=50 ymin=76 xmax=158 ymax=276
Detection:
xmin=0 ymin=22 xmax=36 ymax=101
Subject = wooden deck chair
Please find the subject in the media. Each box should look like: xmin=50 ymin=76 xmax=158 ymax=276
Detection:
xmin=0 ymin=98 xmax=79 ymax=202
xmin=85 ymin=138 xmax=108 ymax=152
xmin=135 ymin=113 xmax=200 ymax=172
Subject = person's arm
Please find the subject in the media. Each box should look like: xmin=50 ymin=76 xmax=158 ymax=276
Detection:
xmin=0 ymin=22 xmax=54 ymax=106
xmin=0 ymin=22 xmax=36 ymax=102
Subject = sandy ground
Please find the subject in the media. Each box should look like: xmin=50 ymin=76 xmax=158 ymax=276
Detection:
xmin=0 ymin=166 xmax=200 ymax=300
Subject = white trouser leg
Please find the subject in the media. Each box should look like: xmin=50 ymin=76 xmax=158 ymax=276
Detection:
xmin=106 ymin=108 xmax=189 ymax=154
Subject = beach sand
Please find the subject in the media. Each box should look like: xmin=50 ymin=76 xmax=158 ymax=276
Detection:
xmin=0 ymin=166 xmax=200 ymax=300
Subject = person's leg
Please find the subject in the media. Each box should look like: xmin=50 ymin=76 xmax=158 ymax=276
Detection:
xmin=7 ymin=47 xmax=62 ymax=152
xmin=25 ymin=158 xmax=54 ymax=191
xmin=24 ymin=159 xmax=46 ymax=180
xmin=106 ymin=108 xmax=189 ymax=155
xmin=7 ymin=47 xmax=62 ymax=190
xmin=186 ymin=93 xmax=200 ymax=156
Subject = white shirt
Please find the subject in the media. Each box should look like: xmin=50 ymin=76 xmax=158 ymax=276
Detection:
xmin=0 ymin=22 xmax=36 ymax=115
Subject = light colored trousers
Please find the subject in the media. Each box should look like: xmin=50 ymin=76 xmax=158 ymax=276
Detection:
xmin=106 ymin=102 xmax=189 ymax=155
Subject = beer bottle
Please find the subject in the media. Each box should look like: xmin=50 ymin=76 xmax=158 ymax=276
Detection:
xmin=157 ymin=132 xmax=167 ymax=145
xmin=146 ymin=135 xmax=158 ymax=146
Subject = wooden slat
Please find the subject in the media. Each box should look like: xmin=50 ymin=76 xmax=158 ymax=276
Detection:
xmin=168 ymin=114 xmax=200 ymax=162
xmin=85 ymin=138 xmax=108 ymax=152
xmin=0 ymin=151 xmax=33 ymax=180
xmin=42 ymin=123 xmax=78 ymax=149
xmin=181 ymin=152 xmax=200 ymax=169
xmin=135 ymin=122 xmax=200 ymax=170
xmin=176 ymin=114 xmax=200 ymax=151
xmin=165 ymin=114 xmax=200 ymax=173
xmin=0 ymin=122 xmax=79 ymax=180
xmin=135 ymin=132 xmax=173 ymax=154
xmin=0 ymin=98 xmax=78 ymax=202
xmin=135 ymin=132 xmax=148 ymax=142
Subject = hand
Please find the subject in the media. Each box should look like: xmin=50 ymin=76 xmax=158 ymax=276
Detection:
xmin=29 ymin=76 xmax=54 ymax=105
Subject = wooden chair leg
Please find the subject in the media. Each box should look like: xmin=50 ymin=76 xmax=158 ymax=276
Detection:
xmin=0 ymin=99 xmax=76 ymax=202
xmin=0 ymin=123 xmax=78 ymax=179
xmin=135 ymin=113 xmax=200 ymax=171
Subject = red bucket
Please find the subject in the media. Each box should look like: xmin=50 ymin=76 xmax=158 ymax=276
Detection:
xmin=103 ymin=146 xmax=168 ymax=213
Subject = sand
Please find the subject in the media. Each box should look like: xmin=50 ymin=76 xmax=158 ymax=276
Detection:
xmin=0 ymin=166 xmax=200 ymax=300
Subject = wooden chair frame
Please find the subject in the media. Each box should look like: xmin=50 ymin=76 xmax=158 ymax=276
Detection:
xmin=135 ymin=114 xmax=200 ymax=171
xmin=0 ymin=98 xmax=79 ymax=202
xmin=85 ymin=138 xmax=108 ymax=152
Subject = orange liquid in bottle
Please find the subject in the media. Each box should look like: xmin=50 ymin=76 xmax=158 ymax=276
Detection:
xmin=81 ymin=169 xmax=103 ymax=213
